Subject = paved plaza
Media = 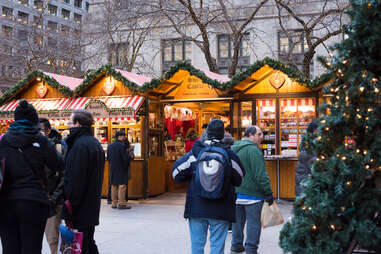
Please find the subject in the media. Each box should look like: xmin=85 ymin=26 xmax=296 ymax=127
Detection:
xmin=0 ymin=192 xmax=293 ymax=254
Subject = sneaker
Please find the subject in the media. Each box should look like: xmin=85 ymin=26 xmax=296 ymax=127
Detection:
xmin=118 ymin=205 xmax=131 ymax=210
xmin=230 ymin=247 xmax=245 ymax=253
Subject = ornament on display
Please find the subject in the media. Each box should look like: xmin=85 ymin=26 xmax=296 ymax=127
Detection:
xmin=36 ymin=83 xmax=48 ymax=98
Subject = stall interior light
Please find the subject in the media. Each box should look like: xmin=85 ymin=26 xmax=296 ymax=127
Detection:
xmin=261 ymin=106 xmax=275 ymax=112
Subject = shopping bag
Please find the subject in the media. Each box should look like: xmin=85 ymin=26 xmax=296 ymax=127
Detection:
xmin=261 ymin=201 xmax=284 ymax=228
xmin=58 ymin=224 xmax=83 ymax=254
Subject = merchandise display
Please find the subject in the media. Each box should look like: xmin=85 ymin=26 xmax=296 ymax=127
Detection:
xmin=257 ymin=99 xmax=276 ymax=156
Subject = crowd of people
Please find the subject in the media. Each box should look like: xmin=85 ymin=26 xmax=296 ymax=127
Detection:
xmin=0 ymin=100 xmax=105 ymax=254
xmin=0 ymin=100 xmax=315 ymax=254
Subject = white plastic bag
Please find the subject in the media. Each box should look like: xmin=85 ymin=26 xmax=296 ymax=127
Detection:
xmin=261 ymin=202 xmax=284 ymax=228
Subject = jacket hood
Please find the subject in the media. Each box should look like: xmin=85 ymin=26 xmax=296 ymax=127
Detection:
xmin=231 ymin=139 xmax=257 ymax=153
xmin=4 ymin=128 xmax=40 ymax=148
xmin=191 ymin=139 xmax=230 ymax=157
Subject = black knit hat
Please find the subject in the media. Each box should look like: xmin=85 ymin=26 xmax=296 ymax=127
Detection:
xmin=14 ymin=100 xmax=38 ymax=124
xmin=207 ymin=118 xmax=224 ymax=140
xmin=115 ymin=130 xmax=126 ymax=137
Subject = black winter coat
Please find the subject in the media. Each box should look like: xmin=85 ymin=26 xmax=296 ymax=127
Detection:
xmin=295 ymin=149 xmax=316 ymax=196
xmin=107 ymin=140 xmax=130 ymax=185
xmin=63 ymin=127 xmax=105 ymax=228
xmin=172 ymin=139 xmax=245 ymax=222
xmin=0 ymin=123 xmax=61 ymax=205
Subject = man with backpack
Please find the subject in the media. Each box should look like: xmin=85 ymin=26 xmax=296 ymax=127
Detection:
xmin=230 ymin=125 xmax=273 ymax=254
xmin=172 ymin=118 xmax=245 ymax=254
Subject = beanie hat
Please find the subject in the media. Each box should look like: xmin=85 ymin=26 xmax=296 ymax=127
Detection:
xmin=207 ymin=118 xmax=224 ymax=140
xmin=115 ymin=130 xmax=126 ymax=138
xmin=14 ymin=100 xmax=38 ymax=124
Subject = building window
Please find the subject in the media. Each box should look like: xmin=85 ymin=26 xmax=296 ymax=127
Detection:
xmin=60 ymin=59 xmax=69 ymax=67
xmin=162 ymin=39 xmax=191 ymax=72
xmin=48 ymin=21 xmax=58 ymax=32
xmin=62 ymin=0 xmax=70 ymax=4
xmin=74 ymin=13 xmax=82 ymax=24
xmin=34 ymin=0 xmax=43 ymax=11
xmin=34 ymin=34 xmax=43 ymax=46
xmin=2 ymin=26 xmax=13 ymax=38
xmin=73 ymin=60 xmax=81 ymax=70
xmin=2 ymin=7 xmax=13 ymax=20
xmin=217 ymin=33 xmax=250 ymax=73
xmin=18 ymin=11 xmax=29 ymax=24
xmin=62 ymin=9 xmax=70 ymax=20
xmin=18 ymin=0 xmax=29 ymax=6
xmin=85 ymin=2 xmax=89 ymax=11
xmin=278 ymin=30 xmax=313 ymax=75
xmin=18 ymin=30 xmax=29 ymax=40
xmin=114 ymin=0 xmax=129 ymax=9
xmin=48 ymin=37 xmax=57 ymax=48
xmin=74 ymin=0 xmax=82 ymax=8
xmin=34 ymin=16 xmax=43 ymax=29
xmin=48 ymin=4 xmax=57 ymax=15
xmin=109 ymin=42 xmax=129 ymax=68
xmin=1 ymin=45 xmax=12 ymax=55
xmin=61 ymin=25 xmax=70 ymax=35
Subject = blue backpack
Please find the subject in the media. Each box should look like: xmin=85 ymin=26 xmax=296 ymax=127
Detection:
xmin=195 ymin=144 xmax=231 ymax=199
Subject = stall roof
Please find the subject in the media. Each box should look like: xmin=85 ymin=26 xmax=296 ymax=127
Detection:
xmin=141 ymin=61 xmax=231 ymax=94
xmin=74 ymin=65 xmax=144 ymax=95
xmin=0 ymin=71 xmax=74 ymax=106
xmin=116 ymin=69 xmax=152 ymax=87
xmin=44 ymin=72 xmax=83 ymax=90
xmin=0 ymin=98 xmax=71 ymax=112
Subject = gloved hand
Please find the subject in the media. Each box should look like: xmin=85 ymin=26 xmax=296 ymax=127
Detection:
xmin=265 ymin=195 xmax=274 ymax=206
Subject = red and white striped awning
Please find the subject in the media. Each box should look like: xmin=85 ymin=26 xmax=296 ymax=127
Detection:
xmin=281 ymin=98 xmax=314 ymax=107
xmin=66 ymin=95 xmax=145 ymax=112
xmin=257 ymin=100 xmax=275 ymax=107
xmin=0 ymin=98 xmax=70 ymax=112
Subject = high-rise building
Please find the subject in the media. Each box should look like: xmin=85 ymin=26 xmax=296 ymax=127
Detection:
xmin=0 ymin=0 xmax=89 ymax=92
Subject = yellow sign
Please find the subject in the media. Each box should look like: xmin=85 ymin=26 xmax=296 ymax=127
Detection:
xmin=174 ymin=76 xmax=218 ymax=100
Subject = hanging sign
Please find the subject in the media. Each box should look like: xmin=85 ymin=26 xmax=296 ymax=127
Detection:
xmin=103 ymin=77 xmax=115 ymax=95
xmin=269 ymin=72 xmax=286 ymax=89
xmin=36 ymin=83 xmax=48 ymax=98
xmin=174 ymin=76 xmax=218 ymax=100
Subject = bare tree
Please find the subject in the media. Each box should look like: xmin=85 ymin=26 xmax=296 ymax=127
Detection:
xmin=154 ymin=0 xmax=270 ymax=77
xmin=83 ymin=0 xmax=160 ymax=73
xmin=275 ymin=0 xmax=348 ymax=77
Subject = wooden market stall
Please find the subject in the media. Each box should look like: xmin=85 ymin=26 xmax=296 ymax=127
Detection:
xmin=227 ymin=58 xmax=327 ymax=199
xmin=0 ymin=71 xmax=81 ymax=132
xmin=68 ymin=66 xmax=152 ymax=198
xmin=143 ymin=62 xmax=232 ymax=192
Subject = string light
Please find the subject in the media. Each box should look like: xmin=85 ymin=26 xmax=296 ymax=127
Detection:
xmin=317 ymin=136 xmax=322 ymax=141
xmin=368 ymin=108 xmax=373 ymax=112
xmin=330 ymin=224 xmax=336 ymax=230
xmin=327 ymin=62 xmax=331 ymax=66
xmin=325 ymin=127 xmax=329 ymax=131
xmin=342 ymin=156 xmax=347 ymax=160
xmin=346 ymin=181 xmax=352 ymax=186
xmin=375 ymin=88 xmax=379 ymax=93
xmin=356 ymin=114 xmax=362 ymax=119
xmin=371 ymin=78 xmax=378 ymax=83
xmin=312 ymin=225 xmax=317 ymax=230
xmin=321 ymin=120 xmax=326 ymax=124
xmin=330 ymin=88 xmax=335 ymax=92
xmin=362 ymin=71 xmax=367 ymax=78
xmin=302 ymin=206 xmax=306 ymax=210
xmin=365 ymin=117 xmax=369 ymax=121
xmin=370 ymin=159 xmax=374 ymax=163
xmin=308 ymin=207 xmax=312 ymax=211
xmin=342 ymin=59 xmax=348 ymax=64
xmin=363 ymin=150 xmax=367 ymax=155
xmin=365 ymin=165 xmax=370 ymax=169
xmin=356 ymin=149 xmax=360 ymax=153
xmin=359 ymin=87 xmax=365 ymax=92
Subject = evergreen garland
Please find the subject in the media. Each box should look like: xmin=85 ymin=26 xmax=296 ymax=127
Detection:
xmin=0 ymin=70 xmax=73 ymax=105
xmin=73 ymin=65 xmax=141 ymax=96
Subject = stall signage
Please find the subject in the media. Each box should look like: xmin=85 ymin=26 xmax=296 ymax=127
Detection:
xmin=103 ymin=78 xmax=115 ymax=95
xmin=174 ymin=76 xmax=218 ymax=99
xmin=36 ymin=83 xmax=48 ymax=98
xmin=85 ymin=100 xmax=108 ymax=118
xmin=269 ymin=72 xmax=286 ymax=89
xmin=0 ymin=112 xmax=13 ymax=121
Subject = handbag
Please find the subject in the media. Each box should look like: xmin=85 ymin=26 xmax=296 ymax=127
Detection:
xmin=261 ymin=201 xmax=284 ymax=228
xmin=58 ymin=200 xmax=83 ymax=254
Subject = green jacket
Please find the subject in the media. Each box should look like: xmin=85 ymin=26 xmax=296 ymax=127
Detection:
xmin=231 ymin=139 xmax=273 ymax=198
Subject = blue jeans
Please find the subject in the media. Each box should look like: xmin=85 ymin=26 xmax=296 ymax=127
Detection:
xmin=188 ymin=217 xmax=229 ymax=254
xmin=231 ymin=202 xmax=264 ymax=254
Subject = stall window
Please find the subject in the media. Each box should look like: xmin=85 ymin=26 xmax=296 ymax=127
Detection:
xmin=280 ymin=98 xmax=315 ymax=157
xmin=256 ymin=99 xmax=276 ymax=156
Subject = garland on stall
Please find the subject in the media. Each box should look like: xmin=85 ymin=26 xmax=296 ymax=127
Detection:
xmin=0 ymin=70 xmax=73 ymax=106
xmin=226 ymin=57 xmax=334 ymax=90
xmin=83 ymin=98 xmax=137 ymax=112
xmin=73 ymin=65 xmax=141 ymax=96
xmin=140 ymin=61 xmax=223 ymax=91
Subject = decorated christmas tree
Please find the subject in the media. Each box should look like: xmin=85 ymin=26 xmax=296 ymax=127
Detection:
xmin=279 ymin=0 xmax=381 ymax=253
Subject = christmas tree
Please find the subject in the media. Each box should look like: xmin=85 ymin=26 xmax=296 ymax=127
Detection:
xmin=279 ymin=0 xmax=381 ymax=253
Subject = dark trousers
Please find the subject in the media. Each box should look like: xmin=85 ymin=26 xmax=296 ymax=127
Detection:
xmin=0 ymin=199 xmax=49 ymax=254
xmin=77 ymin=226 xmax=99 ymax=254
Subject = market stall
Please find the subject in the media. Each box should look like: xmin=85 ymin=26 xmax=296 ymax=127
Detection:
xmin=227 ymin=58 xmax=327 ymax=198
xmin=0 ymin=71 xmax=81 ymax=132
xmin=142 ymin=62 xmax=231 ymax=192
xmin=71 ymin=66 xmax=151 ymax=198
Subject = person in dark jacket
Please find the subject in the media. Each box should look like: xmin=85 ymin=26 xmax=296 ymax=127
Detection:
xmin=39 ymin=117 xmax=66 ymax=254
xmin=107 ymin=130 xmax=131 ymax=209
xmin=0 ymin=100 xmax=61 ymax=254
xmin=295 ymin=120 xmax=318 ymax=197
xmin=62 ymin=109 xmax=105 ymax=254
xmin=172 ymin=119 xmax=245 ymax=254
